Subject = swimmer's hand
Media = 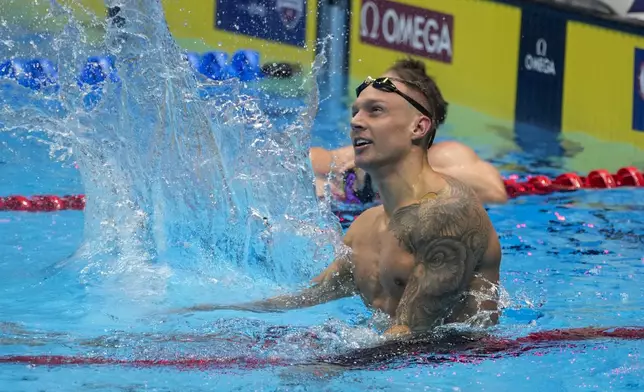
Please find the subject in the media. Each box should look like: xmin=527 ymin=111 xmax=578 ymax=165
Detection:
xmin=336 ymin=158 xmax=356 ymax=175
xmin=383 ymin=325 xmax=412 ymax=338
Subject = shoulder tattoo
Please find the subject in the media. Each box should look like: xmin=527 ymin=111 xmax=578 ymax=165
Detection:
xmin=388 ymin=177 xmax=490 ymax=326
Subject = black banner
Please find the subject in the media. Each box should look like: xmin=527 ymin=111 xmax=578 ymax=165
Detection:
xmin=514 ymin=8 xmax=567 ymax=156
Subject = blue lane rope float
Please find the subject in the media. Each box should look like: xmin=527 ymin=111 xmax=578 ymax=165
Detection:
xmin=0 ymin=58 xmax=58 ymax=90
xmin=197 ymin=50 xmax=232 ymax=81
xmin=0 ymin=49 xmax=297 ymax=90
xmin=77 ymin=55 xmax=120 ymax=86
xmin=229 ymin=50 xmax=263 ymax=82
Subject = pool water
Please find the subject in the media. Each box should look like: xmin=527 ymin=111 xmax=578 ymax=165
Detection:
xmin=2 ymin=97 xmax=644 ymax=390
xmin=2 ymin=3 xmax=644 ymax=391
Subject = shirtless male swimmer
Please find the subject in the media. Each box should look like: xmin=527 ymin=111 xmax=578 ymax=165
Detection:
xmin=182 ymin=59 xmax=502 ymax=337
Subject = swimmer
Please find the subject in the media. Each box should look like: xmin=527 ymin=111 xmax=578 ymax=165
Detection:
xmin=310 ymin=141 xmax=508 ymax=204
xmin=308 ymin=64 xmax=507 ymax=205
xmin=181 ymin=59 xmax=502 ymax=337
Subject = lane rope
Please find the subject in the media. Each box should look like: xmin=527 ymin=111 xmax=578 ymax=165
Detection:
xmin=0 ymin=326 xmax=642 ymax=369
xmin=1 ymin=167 xmax=642 ymax=214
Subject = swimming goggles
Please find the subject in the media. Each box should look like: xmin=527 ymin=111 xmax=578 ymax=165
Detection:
xmin=355 ymin=76 xmax=432 ymax=119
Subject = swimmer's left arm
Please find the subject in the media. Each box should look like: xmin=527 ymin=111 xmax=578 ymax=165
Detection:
xmin=385 ymin=193 xmax=490 ymax=336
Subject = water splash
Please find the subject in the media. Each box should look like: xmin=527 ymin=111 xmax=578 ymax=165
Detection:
xmin=0 ymin=1 xmax=343 ymax=303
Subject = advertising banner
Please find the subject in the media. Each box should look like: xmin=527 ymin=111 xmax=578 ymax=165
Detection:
xmin=358 ymin=0 xmax=454 ymax=63
xmin=350 ymin=0 xmax=522 ymax=124
xmin=633 ymin=47 xmax=644 ymax=131
xmin=513 ymin=7 xmax=568 ymax=156
xmin=515 ymin=8 xmax=567 ymax=132
xmin=562 ymin=20 xmax=644 ymax=155
xmin=164 ymin=0 xmax=317 ymax=69
xmin=215 ymin=0 xmax=307 ymax=48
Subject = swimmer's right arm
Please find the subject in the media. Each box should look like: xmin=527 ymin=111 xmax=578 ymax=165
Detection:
xmin=175 ymin=257 xmax=355 ymax=314
xmin=174 ymin=231 xmax=357 ymax=314
xmin=244 ymin=255 xmax=355 ymax=312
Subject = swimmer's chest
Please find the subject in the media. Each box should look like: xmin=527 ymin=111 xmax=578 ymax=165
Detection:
xmin=350 ymin=218 xmax=415 ymax=313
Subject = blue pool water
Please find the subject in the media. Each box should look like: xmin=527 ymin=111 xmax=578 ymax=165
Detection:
xmin=2 ymin=131 xmax=644 ymax=391
xmin=2 ymin=2 xmax=644 ymax=391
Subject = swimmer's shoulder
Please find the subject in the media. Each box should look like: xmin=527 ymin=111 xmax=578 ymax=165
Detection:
xmin=435 ymin=172 xmax=477 ymax=201
xmin=439 ymin=173 xmax=502 ymax=266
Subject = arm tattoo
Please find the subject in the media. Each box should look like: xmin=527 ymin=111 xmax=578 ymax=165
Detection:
xmin=389 ymin=178 xmax=490 ymax=331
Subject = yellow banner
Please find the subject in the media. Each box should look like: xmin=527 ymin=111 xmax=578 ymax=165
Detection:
xmin=164 ymin=0 xmax=317 ymax=70
xmin=349 ymin=0 xmax=522 ymax=123
xmin=562 ymin=21 xmax=644 ymax=148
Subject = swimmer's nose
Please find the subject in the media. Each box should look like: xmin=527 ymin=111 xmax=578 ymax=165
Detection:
xmin=350 ymin=113 xmax=367 ymax=135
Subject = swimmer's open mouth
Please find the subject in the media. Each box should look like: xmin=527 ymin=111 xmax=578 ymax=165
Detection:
xmin=353 ymin=138 xmax=372 ymax=147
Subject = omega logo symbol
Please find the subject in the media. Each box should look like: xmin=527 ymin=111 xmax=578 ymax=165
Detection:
xmin=524 ymin=37 xmax=555 ymax=76
xmin=536 ymin=38 xmax=547 ymax=57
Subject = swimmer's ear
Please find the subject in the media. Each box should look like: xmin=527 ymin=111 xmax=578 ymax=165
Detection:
xmin=410 ymin=116 xmax=432 ymax=144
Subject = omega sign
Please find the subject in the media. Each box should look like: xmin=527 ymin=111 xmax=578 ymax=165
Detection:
xmin=359 ymin=0 xmax=454 ymax=63
xmin=524 ymin=38 xmax=556 ymax=75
